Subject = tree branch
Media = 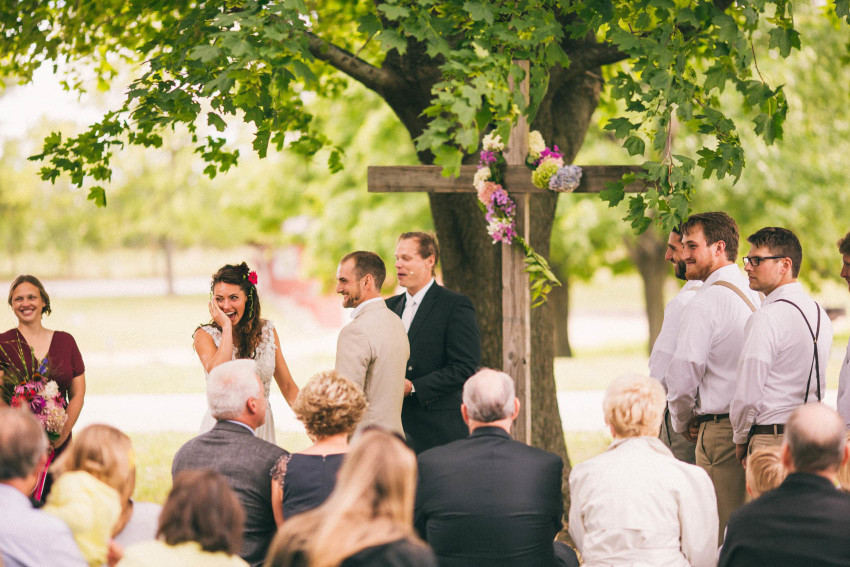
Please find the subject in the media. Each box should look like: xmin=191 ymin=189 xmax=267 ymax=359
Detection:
xmin=305 ymin=32 xmax=400 ymax=96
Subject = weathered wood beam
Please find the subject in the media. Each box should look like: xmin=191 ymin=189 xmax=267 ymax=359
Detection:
xmin=368 ymin=164 xmax=647 ymax=194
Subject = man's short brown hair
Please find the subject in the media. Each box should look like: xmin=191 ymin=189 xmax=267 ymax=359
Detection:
xmin=340 ymin=251 xmax=387 ymax=290
xmin=682 ymin=211 xmax=739 ymax=261
xmin=837 ymin=232 xmax=850 ymax=256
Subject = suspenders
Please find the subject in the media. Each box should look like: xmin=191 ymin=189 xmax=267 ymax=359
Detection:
xmin=774 ymin=298 xmax=822 ymax=402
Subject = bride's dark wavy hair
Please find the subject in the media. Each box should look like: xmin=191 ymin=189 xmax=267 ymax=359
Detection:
xmin=208 ymin=262 xmax=263 ymax=358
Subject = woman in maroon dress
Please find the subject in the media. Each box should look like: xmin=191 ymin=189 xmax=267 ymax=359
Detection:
xmin=0 ymin=275 xmax=86 ymax=497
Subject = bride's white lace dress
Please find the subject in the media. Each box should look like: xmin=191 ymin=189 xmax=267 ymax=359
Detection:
xmin=198 ymin=320 xmax=279 ymax=444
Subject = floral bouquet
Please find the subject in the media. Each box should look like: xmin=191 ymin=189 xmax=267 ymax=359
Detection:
xmin=1 ymin=339 xmax=68 ymax=442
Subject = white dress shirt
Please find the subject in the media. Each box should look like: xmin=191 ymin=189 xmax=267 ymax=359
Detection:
xmin=730 ymin=282 xmax=832 ymax=444
xmin=665 ymin=263 xmax=762 ymax=433
xmin=401 ymin=277 xmax=435 ymax=332
xmin=569 ymin=436 xmax=718 ymax=567
xmin=350 ymin=296 xmax=385 ymax=320
xmin=0 ymin=483 xmax=87 ymax=567
xmin=836 ymin=339 xmax=850 ymax=429
xmin=649 ymin=279 xmax=702 ymax=388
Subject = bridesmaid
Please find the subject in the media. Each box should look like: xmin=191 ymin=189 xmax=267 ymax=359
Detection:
xmin=0 ymin=275 xmax=86 ymax=499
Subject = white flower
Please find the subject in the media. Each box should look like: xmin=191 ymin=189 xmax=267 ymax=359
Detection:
xmin=41 ymin=380 xmax=59 ymax=399
xmin=528 ymin=131 xmax=546 ymax=160
xmin=482 ymin=132 xmax=505 ymax=152
xmin=473 ymin=167 xmax=491 ymax=191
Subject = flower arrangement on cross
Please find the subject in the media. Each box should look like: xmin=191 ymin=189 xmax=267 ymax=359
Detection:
xmin=474 ymin=130 xmax=582 ymax=306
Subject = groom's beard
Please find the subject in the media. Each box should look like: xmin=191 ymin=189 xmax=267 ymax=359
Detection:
xmin=674 ymin=260 xmax=687 ymax=281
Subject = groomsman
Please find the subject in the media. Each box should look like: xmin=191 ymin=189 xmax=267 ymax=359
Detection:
xmin=386 ymin=232 xmax=481 ymax=454
xmin=731 ymin=227 xmax=832 ymax=465
xmin=836 ymin=232 xmax=850 ymax=428
xmin=649 ymin=225 xmax=702 ymax=464
xmin=665 ymin=212 xmax=761 ymax=541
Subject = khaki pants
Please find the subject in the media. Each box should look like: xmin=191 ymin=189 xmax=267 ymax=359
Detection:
xmin=659 ymin=409 xmax=696 ymax=464
xmin=696 ymin=417 xmax=746 ymax=544
xmin=748 ymin=431 xmax=784 ymax=454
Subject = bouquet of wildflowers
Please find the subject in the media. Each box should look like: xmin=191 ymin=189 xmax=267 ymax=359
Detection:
xmin=475 ymin=133 xmax=518 ymax=245
xmin=1 ymin=339 xmax=68 ymax=442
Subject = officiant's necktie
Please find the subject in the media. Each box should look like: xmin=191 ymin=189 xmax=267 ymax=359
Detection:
xmin=401 ymin=298 xmax=416 ymax=332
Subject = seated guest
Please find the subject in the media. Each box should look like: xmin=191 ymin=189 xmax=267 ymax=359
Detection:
xmin=271 ymin=370 xmax=366 ymax=525
xmin=719 ymin=403 xmax=850 ymax=567
xmin=118 ymin=470 xmax=248 ymax=566
xmin=745 ymin=447 xmax=786 ymax=499
xmin=172 ymin=359 xmax=287 ymax=567
xmin=266 ymin=429 xmax=437 ymax=567
xmin=43 ymin=424 xmax=135 ymax=567
xmin=414 ymin=369 xmax=577 ymax=567
xmin=569 ymin=373 xmax=717 ymax=567
xmin=0 ymin=407 xmax=86 ymax=566
xmin=837 ymin=432 xmax=850 ymax=492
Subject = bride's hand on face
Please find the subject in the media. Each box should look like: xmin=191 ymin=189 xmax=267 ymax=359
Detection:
xmin=209 ymin=298 xmax=233 ymax=330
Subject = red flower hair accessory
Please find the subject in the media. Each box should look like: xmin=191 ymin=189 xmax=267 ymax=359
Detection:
xmin=247 ymin=271 xmax=258 ymax=285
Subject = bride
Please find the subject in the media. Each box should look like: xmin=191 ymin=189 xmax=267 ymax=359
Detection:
xmin=194 ymin=262 xmax=299 ymax=444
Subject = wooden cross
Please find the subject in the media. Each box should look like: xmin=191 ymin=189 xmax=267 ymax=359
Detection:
xmin=367 ymin=64 xmax=644 ymax=445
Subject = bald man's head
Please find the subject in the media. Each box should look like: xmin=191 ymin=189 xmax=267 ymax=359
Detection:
xmin=785 ymin=403 xmax=847 ymax=474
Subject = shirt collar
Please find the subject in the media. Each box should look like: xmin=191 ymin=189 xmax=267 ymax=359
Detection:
xmin=223 ymin=420 xmax=256 ymax=435
xmin=703 ymin=262 xmax=743 ymax=286
xmin=351 ymin=296 xmax=384 ymax=319
xmin=405 ymin=278 xmax=436 ymax=306
xmin=764 ymin=281 xmax=803 ymax=304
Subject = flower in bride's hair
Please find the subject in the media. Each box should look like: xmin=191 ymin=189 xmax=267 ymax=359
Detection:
xmin=248 ymin=271 xmax=258 ymax=285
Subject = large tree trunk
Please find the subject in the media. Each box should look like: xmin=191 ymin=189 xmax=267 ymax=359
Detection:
xmin=627 ymin=229 xmax=669 ymax=352
xmin=550 ymin=263 xmax=573 ymax=357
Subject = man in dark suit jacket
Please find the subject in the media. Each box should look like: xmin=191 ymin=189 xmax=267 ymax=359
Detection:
xmin=172 ymin=359 xmax=287 ymax=567
xmin=719 ymin=403 xmax=850 ymax=567
xmin=414 ymin=369 xmax=578 ymax=567
xmin=387 ymin=231 xmax=481 ymax=454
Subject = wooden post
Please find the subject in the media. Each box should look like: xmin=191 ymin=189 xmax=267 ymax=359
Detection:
xmin=504 ymin=61 xmax=532 ymax=445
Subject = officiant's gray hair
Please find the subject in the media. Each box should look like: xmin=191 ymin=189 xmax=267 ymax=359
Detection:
xmin=463 ymin=368 xmax=516 ymax=423
xmin=207 ymin=359 xmax=263 ymax=420
xmin=0 ymin=407 xmax=48 ymax=480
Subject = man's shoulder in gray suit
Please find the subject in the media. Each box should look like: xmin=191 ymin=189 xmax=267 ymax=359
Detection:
xmin=172 ymin=421 xmax=287 ymax=479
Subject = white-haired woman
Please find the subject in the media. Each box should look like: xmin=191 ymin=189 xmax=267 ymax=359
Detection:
xmin=568 ymin=374 xmax=718 ymax=567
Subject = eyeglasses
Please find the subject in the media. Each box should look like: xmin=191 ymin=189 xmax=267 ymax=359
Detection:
xmin=743 ymin=256 xmax=785 ymax=267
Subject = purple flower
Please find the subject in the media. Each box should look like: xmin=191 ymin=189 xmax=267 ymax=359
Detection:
xmin=30 ymin=396 xmax=46 ymax=413
xmin=540 ymin=145 xmax=563 ymax=162
xmin=479 ymin=150 xmax=497 ymax=165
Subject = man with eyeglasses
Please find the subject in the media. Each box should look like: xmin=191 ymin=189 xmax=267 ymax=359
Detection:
xmin=835 ymin=232 xmax=850 ymax=429
xmin=665 ymin=211 xmax=761 ymax=542
xmin=649 ymin=224 xmax=702 ymax=464
xmin=730 ymin=227 xmax=832 ymax=470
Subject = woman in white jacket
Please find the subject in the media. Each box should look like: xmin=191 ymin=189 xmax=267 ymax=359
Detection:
xmin=569 ymin=373 xmax=718 ymax=567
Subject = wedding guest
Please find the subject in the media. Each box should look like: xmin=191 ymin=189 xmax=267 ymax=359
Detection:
xmin=570 ymin=373 xmax=718 ymax=567
xmin=194 ymin=262 xmax=299 ymax=444
xmin=719 ymin=404 xmax=850 ymax=566
xmin=0 ymin=407 xmax=85 ymax=566
xmin=271 ymin=370 xmax=366 ymax=525
xmin=43 ymin=424 xmax=135 ymax=567
xmin=118 ymin=470 xmax=248 ymax=566
xmin=173 ymin=359 xmax=286 ymax=567
xmin=265 ymin=429 xmax=438 ymax=567
xmin=745 ymin=447 xmax=786 ymax=499
xmin=1 ymin=275 xmax=86 ymax=500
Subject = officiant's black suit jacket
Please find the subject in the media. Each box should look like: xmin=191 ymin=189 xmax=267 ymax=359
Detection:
xmin=386 ymin=283 xmax=480 ymax=454
xmin=171 ymin=421 xmax=287 ymax=567
xmin=414 ymin=426 xmax=565 ymax=567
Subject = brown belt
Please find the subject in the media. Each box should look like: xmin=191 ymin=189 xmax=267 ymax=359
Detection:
xmin=696 ymin=413 xmax=730 ymax=424
xmin=750 ymin=424 xmax=785 ymax=436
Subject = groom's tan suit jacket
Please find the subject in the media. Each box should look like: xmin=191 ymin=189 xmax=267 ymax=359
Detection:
xmin=335 ymin=299 xmax=410 ymax=435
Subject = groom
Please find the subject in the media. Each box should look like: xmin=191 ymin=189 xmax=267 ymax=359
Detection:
xmin=335 ymin=251 xmax=410 ymax=436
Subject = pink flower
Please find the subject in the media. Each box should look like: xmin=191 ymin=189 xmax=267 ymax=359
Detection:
xmin=248 ymin=271 xmax=258 ymax=285
xmin=477 ymin=181 xmax=500 ymax=205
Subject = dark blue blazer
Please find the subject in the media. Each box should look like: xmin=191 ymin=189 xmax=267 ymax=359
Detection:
xmin=386 ymin=283 xmax=480 ymax=454
xmin=719 ymin=472 xmax=850 ymax=567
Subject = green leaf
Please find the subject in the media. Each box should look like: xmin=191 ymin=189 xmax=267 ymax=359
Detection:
xmin=434 ymin=146 xmax=463 ymax=177
xmin=604 ymin=117 xmax=637 ymax=139
xmin=207 ymin=112 xmax=227 ymax=132
xmin=378 ymin=4 xmax=410 ymax=21
xmin=253 ymin=129 xmax=271 ymax=159
xmin=357 ymin=13 xmax=383 ymax=36
xmin=87 ymin=187 xmax=107 ymax=207
xmin=600 ymin=180 xmax=626 ymax=206
xmin=464 ymin=1 xmax=495 ymax=24
xmin=378 ymin=29 xmax=408 ymax=55
xmin=768 ymin=27 xmax=801 ymax=57
xmin=189 ymin=45 xmax=222 ymax=63
xmin=623 ymin=136 xmax=646 ymax=156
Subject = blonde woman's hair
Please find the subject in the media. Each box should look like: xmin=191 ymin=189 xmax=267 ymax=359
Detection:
xmin=265 ymin=429 xmax=423 ymax=567
xmin=837 ymin=433 xmax=850 ymax=492
xmin=53 ymin=424 xmax=136 ymax=530
xmin=603 ymin=373 xmax=666 ymax=438
xmin=293 ymin=370 xmax=367 ymax=438
xmin=746 ymin=447 xmax=786 ymax=499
